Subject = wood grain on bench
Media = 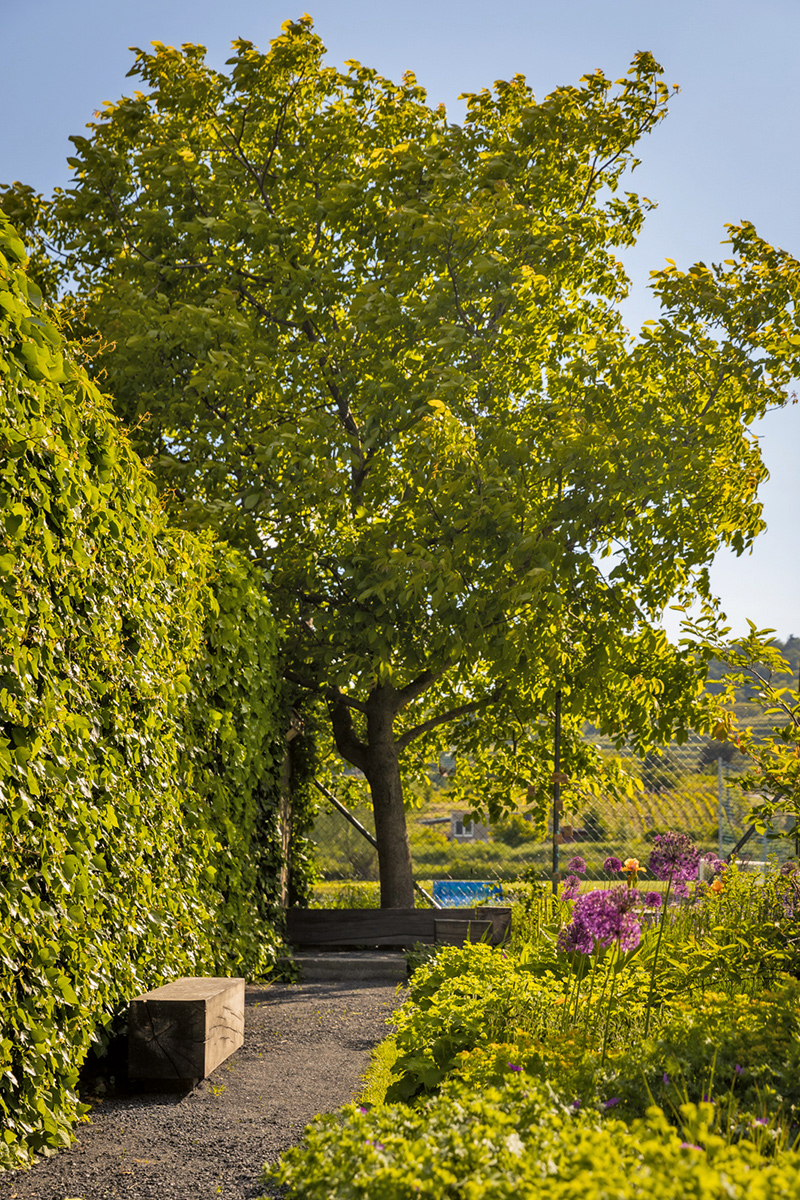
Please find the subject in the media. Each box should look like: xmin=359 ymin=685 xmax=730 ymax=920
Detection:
xmin=128 ymin=976 xmax=245 ymax=1084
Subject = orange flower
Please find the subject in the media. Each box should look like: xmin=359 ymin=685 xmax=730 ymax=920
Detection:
xmin=622 ymin=858 xmax=642 ymax=873
xmin=710 ymin=878 xmax=724 ymax=894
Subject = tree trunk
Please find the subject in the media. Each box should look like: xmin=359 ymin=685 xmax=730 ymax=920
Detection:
xmin=327 ymin=683 xmax=416 ymax=908
xmin=364 ymin=690 xmax=415 ymax=909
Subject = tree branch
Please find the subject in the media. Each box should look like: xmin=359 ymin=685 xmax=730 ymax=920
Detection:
xmin=327 ymin=688 xmax=369 ymax=771
xmin=395 ymin=662 xmax=455 ymax=710
xmin=396 ymin=698 xmax=488 ymax=750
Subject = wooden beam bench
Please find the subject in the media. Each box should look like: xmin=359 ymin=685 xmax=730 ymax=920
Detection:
xmin=128 ymin=976 xmax=245 ymax=1088
xmin=285 ymin=907 xmax=512 ymax=950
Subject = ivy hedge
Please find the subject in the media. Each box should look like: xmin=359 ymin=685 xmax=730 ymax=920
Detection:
xmin=0 ymin=216 xmax=312 ymax=1168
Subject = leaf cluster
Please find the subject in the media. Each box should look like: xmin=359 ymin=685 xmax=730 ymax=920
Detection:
xmin=682 ymin=617 xmax=800 ymax=839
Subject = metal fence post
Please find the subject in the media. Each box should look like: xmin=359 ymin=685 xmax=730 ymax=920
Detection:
xmin=552 ymin=689 xmax=562 ymax=896
xmin=717 ymin=755 xmax=724 ymax=858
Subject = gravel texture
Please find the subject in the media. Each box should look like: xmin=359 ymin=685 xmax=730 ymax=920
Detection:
xmin=0 ymin=980 xmax=403 ymax=1200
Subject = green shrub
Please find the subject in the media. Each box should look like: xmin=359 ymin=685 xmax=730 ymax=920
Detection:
xmin=267 ymin=1076 xmax=800 ymax=1199
xmin=653 ymin=865 xmax=800 ymax=995
xmin=0 ymin=217 xmax=307 ymax=1166
xmin=310 ymin=881 xmax=383 ymax=908
xmin=385 ymin=944 xmax=566 ymax=1101
xmin=445 ymin=955 xmax=800 ymax=1145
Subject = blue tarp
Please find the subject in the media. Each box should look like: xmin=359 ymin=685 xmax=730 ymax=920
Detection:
xmin=432 ymin=880 xmax=503 ymax=908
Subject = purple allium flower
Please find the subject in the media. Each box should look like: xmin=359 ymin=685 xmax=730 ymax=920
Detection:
xmin=569 ymin=887 xmax=642 ymax=952
xmin=644 ymin=892 xmax=663 ymax=909
xmin=702 ymin=852 xmax=724 ymax=874
xmin=567 ymin=856 xmax=587 ymax=875
xmin=571 ymin=1099 xmax=581 ymax=1111
xmin=557 ymin=920 xmax=594 ymax=955
xmin=648 ymin=831 xmax=701 ymax=883
xmin=603 ymin=856 xmax=623 ymax=873
xmin=672 ymin=880 xmax=690 ymax=901
xmin=603 ymin=1097 xmax=621 ymax=1109
xmin=561 ymin=874 xmax=581 ymax=901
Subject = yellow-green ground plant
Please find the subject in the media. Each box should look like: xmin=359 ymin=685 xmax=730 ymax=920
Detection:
xmin=267 ymin=1077 xmax=800 ymax=1200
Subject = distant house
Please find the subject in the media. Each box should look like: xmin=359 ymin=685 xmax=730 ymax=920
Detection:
xmin=449 ymin=812 xmax=489 ymax=843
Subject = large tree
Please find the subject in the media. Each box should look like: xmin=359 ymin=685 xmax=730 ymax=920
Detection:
xmin=12 ymin=18 xmax=800 ymax=905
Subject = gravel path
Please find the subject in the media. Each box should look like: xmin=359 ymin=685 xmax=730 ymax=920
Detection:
xmin=0 ymin=980 xmax=403 ymax=1200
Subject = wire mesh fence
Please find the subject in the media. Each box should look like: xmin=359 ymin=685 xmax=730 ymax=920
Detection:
xmin=308 ymin=730 xmax=796 ymax=900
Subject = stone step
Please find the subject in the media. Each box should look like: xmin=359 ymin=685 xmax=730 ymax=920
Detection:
xmin=280 ymin=951 xmax=408 ymax=984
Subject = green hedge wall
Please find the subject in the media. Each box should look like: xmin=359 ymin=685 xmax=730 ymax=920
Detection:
xmin=0 ymin=217 xmax=305 ymax=1168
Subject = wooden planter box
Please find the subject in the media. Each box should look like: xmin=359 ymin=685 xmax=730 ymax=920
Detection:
xmin=285 ymin=907 xmax=512 ymax=949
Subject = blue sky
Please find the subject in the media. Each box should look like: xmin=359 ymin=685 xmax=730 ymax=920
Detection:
xmin=3 ymin=0 xmax=799 ymax=640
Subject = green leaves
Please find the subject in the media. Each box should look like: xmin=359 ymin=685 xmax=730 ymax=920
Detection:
xmin=0 ymin=215 xmax=305 ymax=1167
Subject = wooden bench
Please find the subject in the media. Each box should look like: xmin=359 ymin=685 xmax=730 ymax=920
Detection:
xmin=285 ymin=907 xmax=511 ymax=949
xmin=128 ymin=976 xmax=245 ymax=1088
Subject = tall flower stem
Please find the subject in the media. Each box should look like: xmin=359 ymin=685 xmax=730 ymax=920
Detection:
xmin=563 ymin=953 xmax=589 ymax=1030
xmin=561 ymin=960 xmax=580 ymax=1031
xmin=600 ymin=942 xmax=622 ymax=1065
xmin=581 ymin=945 xmax=601 ymax=1048
xmin=643 ymin=874 xmax=672 ymax=1036
xmin=574 ymin=954 xmax=589 ymax=1022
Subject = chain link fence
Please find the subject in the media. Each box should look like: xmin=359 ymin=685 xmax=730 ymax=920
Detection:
xmin=309 ymin=730 xmax=796 ymax=900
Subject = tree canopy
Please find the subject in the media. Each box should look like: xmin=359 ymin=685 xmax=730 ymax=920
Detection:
xmin=11 ymin=17 xmax=800 ymax=904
